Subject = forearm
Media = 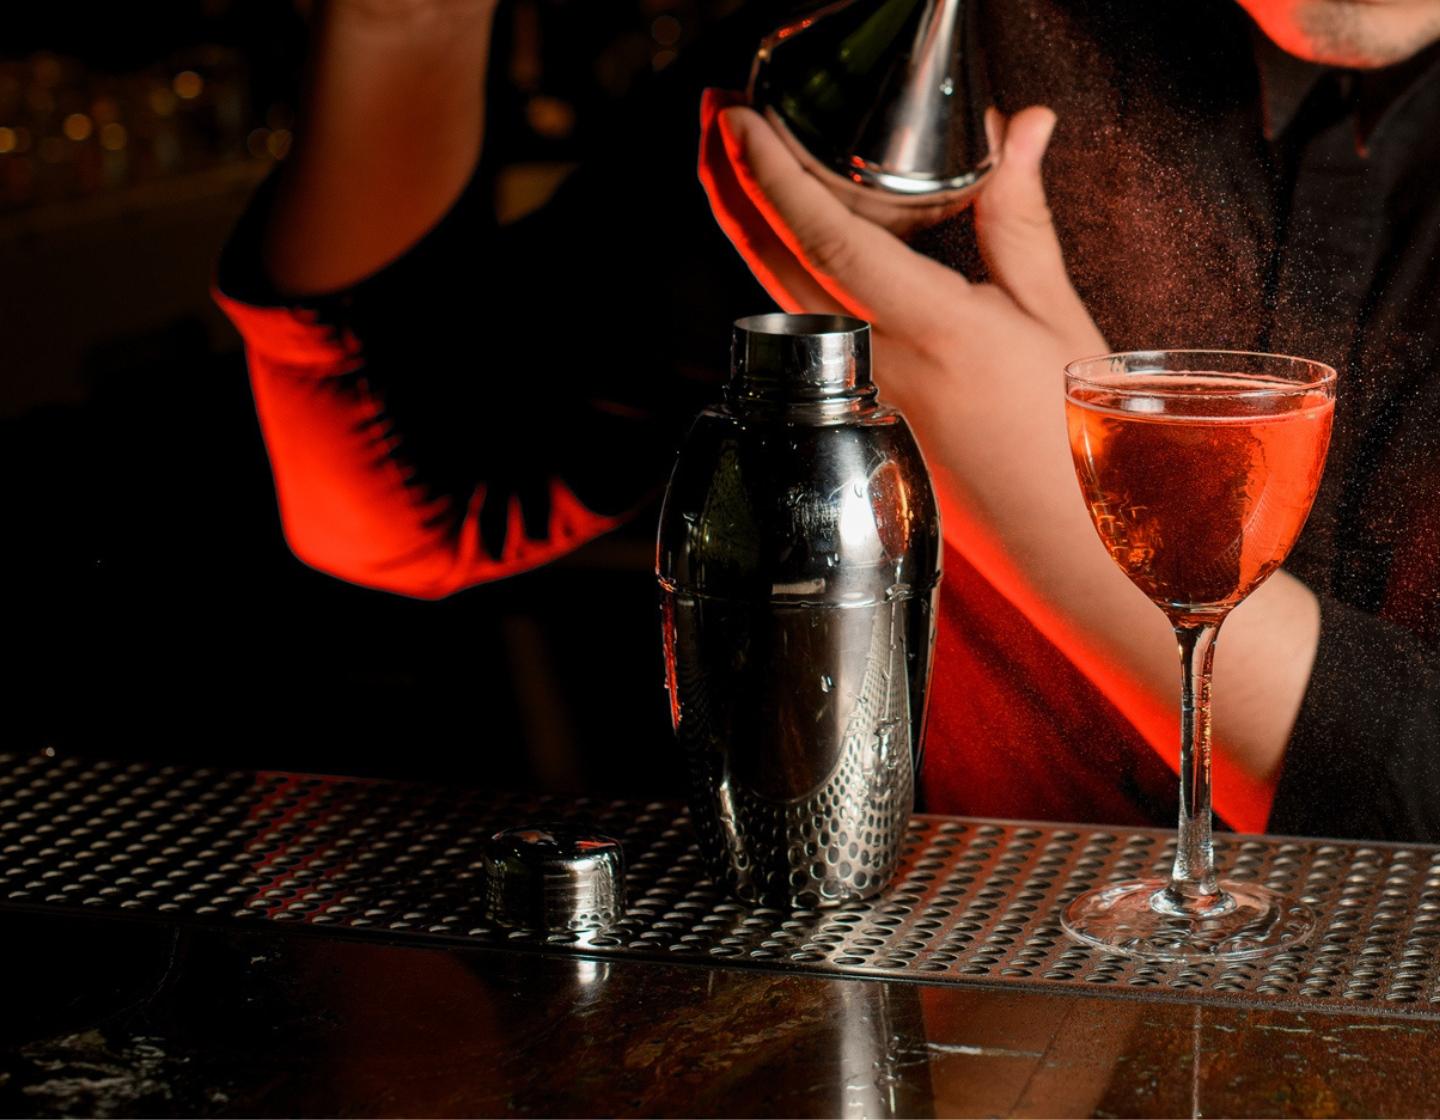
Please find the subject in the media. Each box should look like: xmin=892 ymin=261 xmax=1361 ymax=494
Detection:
xmin=262 ymin=0 xmax=497 ymax=295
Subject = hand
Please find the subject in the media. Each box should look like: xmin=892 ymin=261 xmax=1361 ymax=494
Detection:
xmin=698 ymin=89 xmax=1106 ymax=557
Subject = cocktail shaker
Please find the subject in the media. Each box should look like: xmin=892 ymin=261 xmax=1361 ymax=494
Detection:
xmin=657 ymin=314 xmax=942 ymax=908
xmin=748 ymin=0 xmax=993 ymax=211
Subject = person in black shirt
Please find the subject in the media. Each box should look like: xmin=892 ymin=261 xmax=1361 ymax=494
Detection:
xmin=217 ymin=0 xmax=1440 ymax=841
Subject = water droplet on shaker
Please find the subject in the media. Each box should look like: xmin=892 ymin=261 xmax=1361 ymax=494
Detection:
xmin=820 ymin=675 xmax=834 ymax=693
xmin=876 ymin=719 xmax=902 ymax=771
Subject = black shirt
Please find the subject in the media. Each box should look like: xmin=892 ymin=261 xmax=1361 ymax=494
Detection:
xmin=1243 ymin=32 xmax=1440 ymax=839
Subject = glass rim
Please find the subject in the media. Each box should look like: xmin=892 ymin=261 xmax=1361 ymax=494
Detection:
xmin=1064 ymin=349 xmax=1338 ymax=396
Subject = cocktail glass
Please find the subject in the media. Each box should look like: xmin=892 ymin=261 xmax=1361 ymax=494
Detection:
xmin=1062 ymin=349 xmax=1336 ymax=961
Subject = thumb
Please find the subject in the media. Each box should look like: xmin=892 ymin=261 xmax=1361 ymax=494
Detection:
xmin=974 ymin=107 xmax=1088 ymax=330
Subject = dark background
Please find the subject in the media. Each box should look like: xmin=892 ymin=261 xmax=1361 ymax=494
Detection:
xmin=1 ymin=0 xmax=742 ymax=796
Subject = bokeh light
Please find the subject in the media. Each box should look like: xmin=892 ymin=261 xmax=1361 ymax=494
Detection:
xmin=62 ymin=112 xmax=93 ymax=142
xmin=99 ymin=122 xmax=127 ymax=151
xmin=172 ymin=70 xmax=204 ymax=100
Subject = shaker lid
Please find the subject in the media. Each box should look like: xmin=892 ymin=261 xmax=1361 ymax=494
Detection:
xmin=482 ymin=825 xmax=626 ymax=932
xmin=730 ymin=313 xmax=873 ymax=405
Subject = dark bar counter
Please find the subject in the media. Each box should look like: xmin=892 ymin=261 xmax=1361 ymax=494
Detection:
xmin=2 ymin=752 xmax=1438 ymax=1117
xmin=4 ymin=913 xmax=1437 ymax=1118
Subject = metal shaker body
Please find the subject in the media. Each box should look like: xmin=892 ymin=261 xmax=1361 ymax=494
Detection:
xmin=657 ymin=314 xmax=941 ymax=908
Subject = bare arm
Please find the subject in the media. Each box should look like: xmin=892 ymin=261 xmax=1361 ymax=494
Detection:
xmin=261 ymin=0 xmax=499 ymax=296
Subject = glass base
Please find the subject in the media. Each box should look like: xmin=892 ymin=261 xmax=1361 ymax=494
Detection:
xmin=1062 ymin=879 xmax=1315 ymax=962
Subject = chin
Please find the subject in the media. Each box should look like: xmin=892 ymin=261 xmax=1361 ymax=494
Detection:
xmin=1238 ymin=0 xmax=1440 ymax=68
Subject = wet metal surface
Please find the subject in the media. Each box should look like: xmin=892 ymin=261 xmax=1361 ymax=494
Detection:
xmin=2 ymin=752 xmax=1440 ymax=1021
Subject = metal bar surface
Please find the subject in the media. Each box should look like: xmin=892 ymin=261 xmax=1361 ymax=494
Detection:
xmin=1 ymin=752 xmax=1437 ymax=1019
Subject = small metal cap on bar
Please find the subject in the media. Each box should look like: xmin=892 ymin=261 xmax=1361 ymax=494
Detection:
xmin=729 ymin=313 xmax=874 ymax=405
xmin=481 ymin=825 xmax=626 ymax=932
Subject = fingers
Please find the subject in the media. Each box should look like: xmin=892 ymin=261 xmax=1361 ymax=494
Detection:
xmin=698 ymin=90 xmax=844 ymax=314
xmin=828 ymin=181 xmax=959 ymax=239
xmin=702 ymin=95 xmax=1092 ymax=353
xmin=716 ymin=103 xmax=966 ymax=341
xmin=974 ymin=107 xmax=1092 ymax=333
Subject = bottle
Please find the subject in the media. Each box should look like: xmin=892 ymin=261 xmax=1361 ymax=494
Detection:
xmin=748 ymin=0 xmax=993 ymax=211
xmin=657 ymin=314 xmax=942 ymax=908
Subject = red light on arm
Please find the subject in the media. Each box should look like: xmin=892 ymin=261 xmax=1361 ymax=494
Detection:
xmin=217 ymin=290 xmax=624 ymax=599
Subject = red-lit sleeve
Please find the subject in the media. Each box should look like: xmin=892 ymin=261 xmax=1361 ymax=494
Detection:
xmin=214 ymin=289 xmax=625 ymax=600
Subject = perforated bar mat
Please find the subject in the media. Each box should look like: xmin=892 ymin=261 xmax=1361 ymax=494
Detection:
xmin=2 ymin=752 xmax=1438 ymax=1018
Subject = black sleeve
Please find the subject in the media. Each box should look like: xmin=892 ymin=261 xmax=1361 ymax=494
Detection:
xmin=1269 ymin=595 xmax=1440 ymax=843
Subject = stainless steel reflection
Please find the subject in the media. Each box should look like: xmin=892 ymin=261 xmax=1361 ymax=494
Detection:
xmin=657 ymin=314 xmax=942 ymax=908
xmin=481 ymin=826 xmax=625 ymax=932
xmin=833 ymin=981 xmax=923 ymax=1118
xmin=748 ymin=0 xmax=992 ymax=209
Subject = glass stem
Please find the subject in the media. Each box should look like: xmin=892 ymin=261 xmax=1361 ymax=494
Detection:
xmin=1165 ymin=622 xmax=1223 ymax=911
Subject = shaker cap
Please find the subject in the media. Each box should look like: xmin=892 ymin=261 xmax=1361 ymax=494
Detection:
xmin=481 ymin=825 xmax=626 ymax=932
xmin=730 ymin=313 xmax=874 ymax=405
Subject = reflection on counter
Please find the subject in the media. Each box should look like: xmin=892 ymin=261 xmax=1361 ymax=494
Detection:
xmin=3 ymin=908 xmax=1436 ymax=1117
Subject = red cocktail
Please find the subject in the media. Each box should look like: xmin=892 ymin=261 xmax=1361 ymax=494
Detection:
xmin=1063 ymin=351 xmax=1336 ymax=960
